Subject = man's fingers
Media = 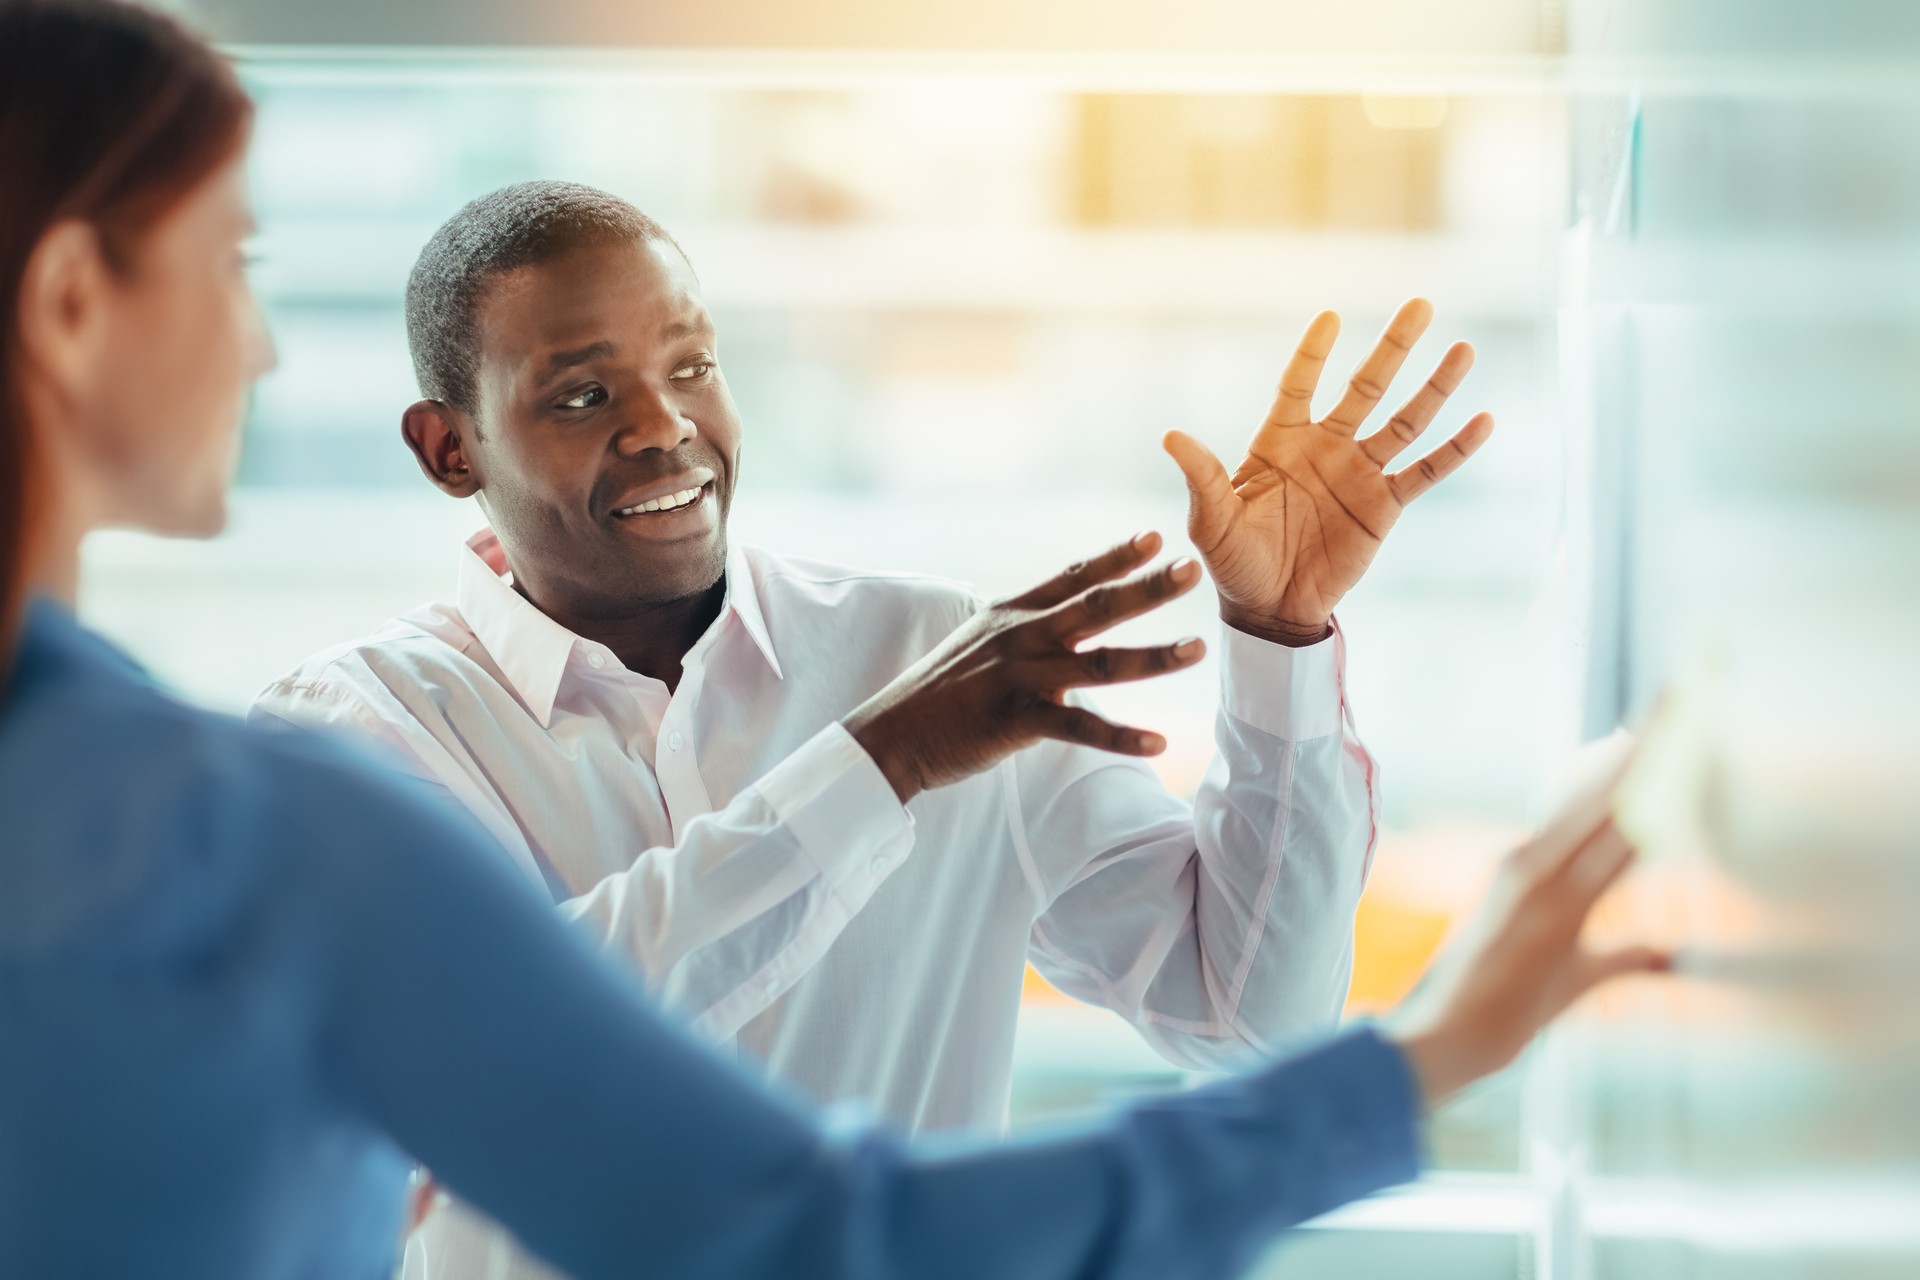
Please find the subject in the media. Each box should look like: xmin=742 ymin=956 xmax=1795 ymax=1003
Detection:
xmin=1047 ymin=637 xmax=1207 ymax=690
xmin=1385 ymin=412 xmax=1495 ymax=506
xmin=1028 ymin=702 xmax=1166 ymax=757
xmin=1324 ymin=298 xmax=1435 ymax=437
xmin=1360 ymin=340 xmax=1475 ymax=466
xmin=1264 ymin=310 xmax=1341 ymax=428
xmin=1162 ymin=431 xmax=1237 ymax=554
xmin=1052 ymin=556 xmax=1204 ymax=643
xmin=1008 ymin=532 xmax=1160 ymax=611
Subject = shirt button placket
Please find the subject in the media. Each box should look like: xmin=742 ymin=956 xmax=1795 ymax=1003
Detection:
xmin=657 ymin=661 xmax=714 ymax=842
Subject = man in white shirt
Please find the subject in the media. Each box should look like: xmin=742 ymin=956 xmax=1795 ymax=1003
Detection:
xmin=254 ymin=181 xmax=1494 ymax=1278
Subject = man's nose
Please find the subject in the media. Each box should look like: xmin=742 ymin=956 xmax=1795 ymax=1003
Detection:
xmin=613 ymin=388 xmax=696 ymax=457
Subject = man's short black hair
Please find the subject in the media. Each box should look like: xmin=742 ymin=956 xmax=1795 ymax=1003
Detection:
xmin=405 ymin=180 xmax=683 ymax=414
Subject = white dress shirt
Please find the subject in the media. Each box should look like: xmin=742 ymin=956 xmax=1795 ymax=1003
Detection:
xmin=252 ymin=530 xmax=1381 ymax=1280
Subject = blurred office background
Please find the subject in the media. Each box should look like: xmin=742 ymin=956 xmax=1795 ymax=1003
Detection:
xmin=96 ymin=0 xmax=1920 ymax=1276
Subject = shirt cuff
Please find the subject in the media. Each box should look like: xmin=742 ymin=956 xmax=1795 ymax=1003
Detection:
xmin=754 ymin=722 xmax=917 ymax=913
xmin=1252 ymin=1024 xmax=1424 ymax=1208
xmin=1218 ymin=616 xmax=1346 ymax=741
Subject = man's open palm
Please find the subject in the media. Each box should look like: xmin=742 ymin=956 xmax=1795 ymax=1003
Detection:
xmin=1165 ymin=299 xmax=1494 ymax=644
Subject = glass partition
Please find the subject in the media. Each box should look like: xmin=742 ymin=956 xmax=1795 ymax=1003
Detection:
xmin=1538 ymin=4 xmax=1920 ymax=1274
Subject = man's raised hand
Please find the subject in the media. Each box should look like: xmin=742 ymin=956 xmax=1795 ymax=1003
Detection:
xmin=1163 ymin=298 xmax=1495 ymax=646
xmin=842 ymin=532 xmax=1205 ymax=804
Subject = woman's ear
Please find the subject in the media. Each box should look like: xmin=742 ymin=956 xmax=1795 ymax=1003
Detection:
xmin=401 ymin=400 xmax=482 ymax=498
xmin=16 ymin=221 xmax=111 ymax=405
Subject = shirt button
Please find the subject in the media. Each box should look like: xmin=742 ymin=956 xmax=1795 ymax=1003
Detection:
xmin=762 ymin=977 xmax=779 ymax=998
xmin=667 ymin=730 xmax=684 ymax=752
xmin=870 ymin=853 xmax=890 ymax=875
xmin=586 ymin=652 xmax=605 ymax=669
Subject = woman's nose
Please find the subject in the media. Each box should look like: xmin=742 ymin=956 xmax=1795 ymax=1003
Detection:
xmin=250 ymin=300 xmax=278 ymax=378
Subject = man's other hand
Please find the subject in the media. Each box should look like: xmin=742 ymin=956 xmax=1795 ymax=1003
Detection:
xmin=1164 ymin=298 xmax=1495 ymax=647
xmin=1384 ymin=746 xmax=1671 ymax=1108
xmin=842 ymin=532 xmax=1205 ymax=804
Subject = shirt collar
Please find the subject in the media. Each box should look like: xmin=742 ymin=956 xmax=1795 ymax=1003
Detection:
xmin=456 ymin=531 xmax=784 ymax=730
xmin=457 ymin=531 xmax=581 ymax=729
xmin=723 ymin=544 xmax=784 ymax=683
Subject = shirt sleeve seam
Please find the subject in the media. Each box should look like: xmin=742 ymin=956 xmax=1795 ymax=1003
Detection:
xmin=1028 ymin=919 xmax=1125 ymax=1008
xmin=1137 ymin=1007 xmax=1236 ymax=1039
xmin=257 ymin=675 xmax=406 ymax=746
xmin=999 ymin=756 xmax=1050 ymax=908
xmin=757 ymin=726 xmax=913 ymax=914
xmin=1218 ymin=735 xmax=1302 ymax=1035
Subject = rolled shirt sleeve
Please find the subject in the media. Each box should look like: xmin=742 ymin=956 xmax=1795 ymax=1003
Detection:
xmin=1021 ymin=617 xmax=1380 ymax=1071
xmin=564 ymin=722 xmax=916 ymax=1040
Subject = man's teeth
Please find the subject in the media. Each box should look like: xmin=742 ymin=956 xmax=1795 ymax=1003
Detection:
xmin=618 ymin=486 xmax=703 ymax=516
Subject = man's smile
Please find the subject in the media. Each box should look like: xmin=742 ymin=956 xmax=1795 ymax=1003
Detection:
xmin=604 ymin=466 xmax=720 ymax=539
xmin=614 ymin=482 xmax=706 ymax=517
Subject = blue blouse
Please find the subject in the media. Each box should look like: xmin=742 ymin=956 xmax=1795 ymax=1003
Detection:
xmin=0 ymin=599 xmax=1420 ymax=1279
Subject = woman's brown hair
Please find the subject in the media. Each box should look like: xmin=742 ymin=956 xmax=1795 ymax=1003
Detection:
xmin=0 ymin=0 xmax=252 ymax=657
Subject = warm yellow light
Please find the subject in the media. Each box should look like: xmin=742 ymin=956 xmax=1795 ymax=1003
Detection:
xmin=1361 ymin=93 xmax=1449 ymax=129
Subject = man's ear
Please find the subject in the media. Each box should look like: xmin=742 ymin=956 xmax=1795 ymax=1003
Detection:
xmin=401 ymin=400 xmax=482 ymax=498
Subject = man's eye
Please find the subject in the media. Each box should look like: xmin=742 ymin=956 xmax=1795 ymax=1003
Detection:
xmin=558 ymin=386 xmax=606 ymax=410
xmin=670 ymin=362 xmax=714 ymax=382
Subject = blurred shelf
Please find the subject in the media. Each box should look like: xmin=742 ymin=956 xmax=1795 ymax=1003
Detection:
xmin=234 ymin=48 xmax=1920 ymax=101
xmin=253 ymin=223 xmax=1558 ymax=318
xmin=688 ymin=226 xmax=1554 ymax=318
xmin=1572 ymin=235 xmax=1920 ymax=316
xmin=1309 ymin=1173 xmax=1535 ymax=1234
xmin=1580 ymin=1174 xmax=1920 ymax=1252
xmin=1300 ymin=1171 xmax=1920 ymax=1251
xmin=251 ymin=220 xmax=1920 ymax=318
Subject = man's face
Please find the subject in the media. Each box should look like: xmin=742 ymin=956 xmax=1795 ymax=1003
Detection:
xmin=465 ymin=238 xmax=740 ymax=618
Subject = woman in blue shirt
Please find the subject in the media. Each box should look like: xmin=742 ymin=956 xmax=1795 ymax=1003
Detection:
xmin=0 ymin=3 xmax=1666 ymax=1277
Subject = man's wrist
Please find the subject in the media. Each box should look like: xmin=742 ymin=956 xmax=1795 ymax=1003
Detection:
xmin=1218 ymin=603 xmax=1333 ymax=649
xmin=841 ymin=707 xmax=925 ymax=805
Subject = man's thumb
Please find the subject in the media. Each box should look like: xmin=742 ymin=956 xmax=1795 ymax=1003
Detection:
xmin=1162 ymin=431 xmax=1234 ymax=544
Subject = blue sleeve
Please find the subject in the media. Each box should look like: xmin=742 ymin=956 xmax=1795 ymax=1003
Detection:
xmin=300 ymin=752 xmax=1423 ymax=1280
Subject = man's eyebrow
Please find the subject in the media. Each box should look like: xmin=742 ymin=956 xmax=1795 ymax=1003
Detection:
xmin=538 ymin=341 xmax=616 ymax=378
xmin=661 ymin=317 xmax=714 ymax=343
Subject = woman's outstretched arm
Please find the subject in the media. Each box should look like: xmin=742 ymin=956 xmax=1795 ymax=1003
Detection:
xmin=300 ymin=744 xmax=1420 ymax=1280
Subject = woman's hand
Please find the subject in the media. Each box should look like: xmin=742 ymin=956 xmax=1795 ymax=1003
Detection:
xmin=1385 ymin=748 xmax=1671 ymax=1106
